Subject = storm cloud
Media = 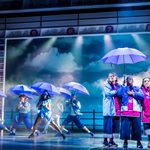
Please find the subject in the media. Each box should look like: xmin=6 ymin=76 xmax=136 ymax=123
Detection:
xmin=24 ymin=47 xmax=82 ymax=73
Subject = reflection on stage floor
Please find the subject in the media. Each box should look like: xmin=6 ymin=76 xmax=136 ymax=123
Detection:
xmin=0 ymin=132 xmax=148 ymax=150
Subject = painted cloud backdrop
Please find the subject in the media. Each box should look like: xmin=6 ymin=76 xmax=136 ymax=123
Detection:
xmin=6 ymin=34 xmax=150 ymax=114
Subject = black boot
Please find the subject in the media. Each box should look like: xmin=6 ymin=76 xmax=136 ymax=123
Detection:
xmin=103 ymin=140 xmax=109 ymax=148
xmin=61 ymin=133 xmax=66 ymax=140
xmin=28 ymin=133 xmax=34 ymax=138
xmin=137 ymin=141 xmax=143 ymax=149
xmin=109 ymin=141 xmax=118 ymax=147
xmin=123 ymin=140 xmax=128 ymax=149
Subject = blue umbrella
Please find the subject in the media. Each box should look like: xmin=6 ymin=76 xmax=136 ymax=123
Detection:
xmin=31 ymin=82 xmax=60 ymax=95
xmin=9 ymin=84 xmax=37 ymax=96
xmin=9 ymin=84 xmax=37 ymax=99
xmin=64 ymin=82 xmax=90 ymax=95
xmin=0 ymin=91 xmax=6 ymax=98
xmin=57 ymin=87 xmax=71 ymax=99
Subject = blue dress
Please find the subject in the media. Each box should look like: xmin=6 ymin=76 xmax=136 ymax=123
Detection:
xmin=37 ymin=99 xmax=52 ymax=122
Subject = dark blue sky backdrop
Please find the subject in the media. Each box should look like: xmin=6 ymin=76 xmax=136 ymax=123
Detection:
xmin=5 ymin=33 xmax=150 ymax=113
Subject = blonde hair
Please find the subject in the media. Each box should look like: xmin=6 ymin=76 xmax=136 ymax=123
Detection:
xmin=108 ymin=72 xmax=118 ymax=83
xmin=142 ymin=77 xmax=150 ymax=86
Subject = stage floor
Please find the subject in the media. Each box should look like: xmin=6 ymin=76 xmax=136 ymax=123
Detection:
xmin=0 ymin=132 xmax=149 ymax=150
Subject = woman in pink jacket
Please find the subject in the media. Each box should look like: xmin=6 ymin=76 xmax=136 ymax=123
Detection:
xmin=141 ymin=77 xmax=150 ymax=148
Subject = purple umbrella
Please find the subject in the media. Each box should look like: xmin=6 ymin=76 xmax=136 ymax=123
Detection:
xmin=31 ymin=82 xmax=60 ymax=95
xmin=102 ymin=47 xmax=146 ymax=74
xmin=64 ymin=82 xmax=89 ymax=95
xmin=102 ymin=47 xmax=146 ymax=64
xmin=57 ymin=87 xmax=71 ymax=98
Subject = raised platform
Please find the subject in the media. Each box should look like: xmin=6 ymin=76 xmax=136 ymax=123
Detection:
xmin=0 ymin=132 xmax=149 ymax=150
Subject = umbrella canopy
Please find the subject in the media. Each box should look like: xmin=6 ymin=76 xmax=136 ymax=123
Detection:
xmin=0 ymin=91 xmax=6 ymax=98
xmin=64 ymin=82 xmax=89 ymax=95
xmin=31 ymin=82 xmax=60 ymax=95
xmin=57 ymin=87 xmax=71 ymax=98
xmin=9 ymin=84 xmax=36 ymax=99
xmin=9 ymin=84 xmax=37 ymax=95
xmin=102 ymin=47 xmax=146 ymax=64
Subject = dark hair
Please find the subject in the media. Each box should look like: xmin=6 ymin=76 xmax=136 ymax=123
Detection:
xmin=39 ymin=91 xmax=51 ymax=101
xmin=19 ymin=94 xmax=26 ymax=98
xmin=71 ymin=93 xmax=75 ymax=97
xmin=37 ymin=94 xmax=49 ymax=107
xmin=126 ymin=76 xmax=133 ymax=82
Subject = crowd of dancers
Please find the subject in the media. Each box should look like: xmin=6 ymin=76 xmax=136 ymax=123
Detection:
xmin=0 ymin=88 xmax=94 ymax=140
xmin=0 ymin=73 xmax=150 ymax=149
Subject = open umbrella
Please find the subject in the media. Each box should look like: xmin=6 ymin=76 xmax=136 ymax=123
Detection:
xmin=102 ymin=47 xmax=146 ymax=74
xmin=64 ymin=82 xmax=89 ymax=95
xmin=9 ymin=84 xmax=37 ymax=95
xmin=31 ymin=82 xmax=60 ymax=95
xmin=57 ymin=87 xmax=71 ymax=98
xmin=9 ymin=84 xmax=37 ymax=99
xmin=102 ymin=47 xmax=146 ymax=64
xmin=0 ymin=91 xmax=6 ymax=98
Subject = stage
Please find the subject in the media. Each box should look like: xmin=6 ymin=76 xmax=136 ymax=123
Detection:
xmin=0 ymin=132 xmax=148 ymax=150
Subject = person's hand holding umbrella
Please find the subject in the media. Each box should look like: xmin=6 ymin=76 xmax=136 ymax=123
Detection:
xmin=102 ymin=47 xmax=146 ymax=85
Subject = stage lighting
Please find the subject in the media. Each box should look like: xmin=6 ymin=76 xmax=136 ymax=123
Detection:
xmin=104 ymin=35 xmax=114 ymax=51
xmin=105 ymin=25 xmax=114 ymax=33
xmin=146 ymin=24 xmax=150 ymax=31
xmin=66 ymin=27 xmax=75 ymax=35
xmin=30 ymin=29 xmax=39 ymax=36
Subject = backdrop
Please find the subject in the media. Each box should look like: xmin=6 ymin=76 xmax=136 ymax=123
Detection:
xmin=5 ymin=33 xmax=150 ymax=124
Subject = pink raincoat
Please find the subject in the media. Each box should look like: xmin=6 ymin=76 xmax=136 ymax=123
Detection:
xmin=141 ymin=86 xmax=150 ymax=122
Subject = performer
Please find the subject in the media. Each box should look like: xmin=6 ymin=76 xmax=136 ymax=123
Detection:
xmin=28 ymin=91 xmax=65 ymax=139
xmin=118 ymin=76 xmax=144 ymax=149
xmin=103 ymin=72 xmax=121 ymax=148
xmin=10 ymin=94 xmax=32 ymax=135
xmin=141 ymin=77 xmax=150 ymax=148
xmin=0 ymin=118 xmax=11 ymax=133
xmin=43 ymin=99 xmax=64 ymax=134
xmin=60 ymin=94 xmax=94 ymax=136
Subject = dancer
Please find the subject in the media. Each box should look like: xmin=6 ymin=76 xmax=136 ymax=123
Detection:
xmin=43 ymin=99 xmax=64 ymax=134
xmin=28 ymin=91 xmax=65 ymax=139
xmin=60 ymin=93 xmax=94 ymax=136
xmin=103 ymin=72 xmax=121 ymax=148
xmin=118 ymin=76 xmax=144 ymax=149
xmin=10 ymin=94 xmax=32 ymax=135
xmin=141 ymin=77 xmax=150 ymax=148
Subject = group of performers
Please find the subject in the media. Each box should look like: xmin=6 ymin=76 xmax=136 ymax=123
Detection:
xmin=1 ymin=72 xmax=150 ymax=149
xmin=0 ymin=89 xmax=94 ymax=139
xmin=103 ymin=72 xmax=150 ymax=149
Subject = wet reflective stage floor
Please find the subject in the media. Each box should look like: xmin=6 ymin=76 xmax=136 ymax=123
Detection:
xmin=0 ymin=132 xmax=148 ymax=150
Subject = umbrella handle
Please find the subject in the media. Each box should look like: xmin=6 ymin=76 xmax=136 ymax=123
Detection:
xmin=123 ymin=75 xmax=126 ymax=86
xmin=71 ymin=91 xmax=77 ymax=96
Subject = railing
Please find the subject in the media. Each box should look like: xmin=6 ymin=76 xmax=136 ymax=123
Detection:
xmin=4 ymin=109 xmax=103 ymax=132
